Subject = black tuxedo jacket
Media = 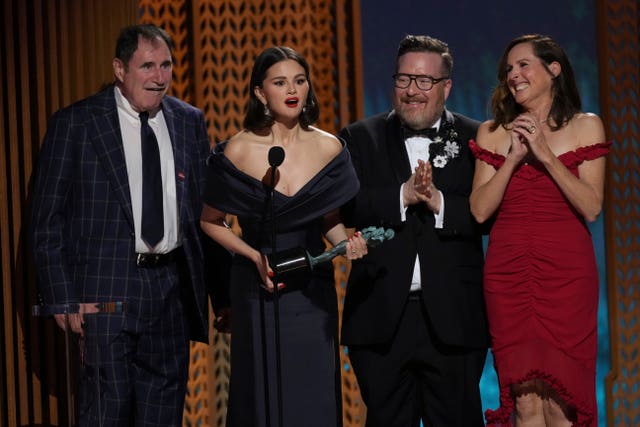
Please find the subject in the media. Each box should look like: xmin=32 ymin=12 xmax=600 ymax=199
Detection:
xmin=340 ymin=109 xmax=489 ymax=349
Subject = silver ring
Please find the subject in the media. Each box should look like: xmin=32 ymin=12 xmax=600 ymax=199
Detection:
xmin=529 ymin=125 xmax=536 ymax=134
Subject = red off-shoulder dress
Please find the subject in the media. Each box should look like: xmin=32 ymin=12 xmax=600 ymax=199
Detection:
xmin=470 ymin=141 xmax=612 ymax=427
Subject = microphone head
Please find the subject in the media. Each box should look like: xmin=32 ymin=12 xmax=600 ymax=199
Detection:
xmin=268 ymin=146 xmax=285 ymax=168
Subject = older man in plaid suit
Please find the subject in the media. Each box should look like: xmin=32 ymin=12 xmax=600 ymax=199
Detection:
xmin=30 ymin=24 xmax=229 ymax=426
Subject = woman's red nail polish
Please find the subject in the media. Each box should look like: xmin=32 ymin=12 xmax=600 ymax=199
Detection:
xmin=268 ymin=271 xmax=274 ymax=277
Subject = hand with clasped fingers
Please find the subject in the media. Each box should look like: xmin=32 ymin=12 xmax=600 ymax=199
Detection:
xmin=509 ymin=113 xmax=554 ymax=165
xmin=403 ymin=159 xmax=442 ymax=214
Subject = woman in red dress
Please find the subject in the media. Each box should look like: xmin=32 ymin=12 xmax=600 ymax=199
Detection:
xmin=469 ymin=34 xmax=610 ymax=426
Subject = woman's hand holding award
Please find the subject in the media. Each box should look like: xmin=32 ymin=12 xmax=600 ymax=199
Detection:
xmin=270 ymin=226 xmax=394 ymax=275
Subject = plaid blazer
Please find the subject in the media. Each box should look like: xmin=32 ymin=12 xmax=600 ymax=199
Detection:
xmin=30 ymin=85 xmax=223 ymax=342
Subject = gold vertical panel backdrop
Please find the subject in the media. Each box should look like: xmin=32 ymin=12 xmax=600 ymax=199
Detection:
xmin=0 ymin=0 xmax=365 ymax=424
xmin=1 ymin=2 xmax=137 ymax=426
xmin=598 ymin=1 xmax=640 ymax=426
xmin=138 ymin=1 xmax=364 ymax=425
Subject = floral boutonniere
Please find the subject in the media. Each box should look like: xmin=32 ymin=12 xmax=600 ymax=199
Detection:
xmin=429 ymin=120 xmax=460 ymax=168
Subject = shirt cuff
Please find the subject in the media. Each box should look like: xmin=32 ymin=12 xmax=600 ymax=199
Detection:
xmin=400 ymin=183 xmax=408 ymax=222
xmin=433 ymin=190 xmax=444 ymax=229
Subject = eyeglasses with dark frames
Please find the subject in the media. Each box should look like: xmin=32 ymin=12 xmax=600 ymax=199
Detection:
xmin=392 ymin=73 xmax=449 ymax=91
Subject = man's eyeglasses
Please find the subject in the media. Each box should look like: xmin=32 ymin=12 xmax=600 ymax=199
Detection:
xmin=392 ymin=73 xmax=449 ymax=91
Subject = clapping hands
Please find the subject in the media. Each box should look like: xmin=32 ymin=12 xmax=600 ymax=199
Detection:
xmin=403 ymin=159 xmax=442 ymax=213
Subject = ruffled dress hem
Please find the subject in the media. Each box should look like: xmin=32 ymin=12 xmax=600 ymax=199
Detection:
xmin=484 ymin=369 xmax=594 ymax=427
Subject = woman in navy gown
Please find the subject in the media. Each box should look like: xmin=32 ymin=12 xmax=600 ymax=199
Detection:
xmin=200 ymin=46 xmax=367 ymax=427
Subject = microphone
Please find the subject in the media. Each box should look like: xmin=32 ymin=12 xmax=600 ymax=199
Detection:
xmin=268 ymin=146 xmax=285 ymax=168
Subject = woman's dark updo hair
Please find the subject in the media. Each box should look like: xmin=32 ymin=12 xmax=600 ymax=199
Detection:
xmin=244 ymin=46 xmax=320 ymax=133
xmin=490 ymin=34 xmax=581 ymax=131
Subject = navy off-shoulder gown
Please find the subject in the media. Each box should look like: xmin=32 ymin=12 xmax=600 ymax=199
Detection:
xmin=203 ymin=140 xmax=359 ymax=427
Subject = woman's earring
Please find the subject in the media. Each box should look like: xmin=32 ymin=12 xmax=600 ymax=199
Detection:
xmin=264 ymin=103 xmax=271 ymax=117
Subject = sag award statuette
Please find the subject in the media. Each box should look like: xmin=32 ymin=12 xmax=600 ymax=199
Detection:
xmin=271 ymin=226 xmax=395 ymax=275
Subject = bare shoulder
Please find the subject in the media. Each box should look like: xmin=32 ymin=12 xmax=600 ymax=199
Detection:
xmin=476 ymin=120 xmax=507 ymax=152
xmin=571 ymin=113 xmax=605 ymax=146
xmin=476 ymin=120 xmax=495 ymax=138
xmin=573 ymin=112 xmax=604 ymax=132
xmin=308 ymin=126 xmax=342 ymax=156
xmin=224 ymin=130 xmax=256 ymax=160
xmin=221 ymin=135 xmax=244 ymax=164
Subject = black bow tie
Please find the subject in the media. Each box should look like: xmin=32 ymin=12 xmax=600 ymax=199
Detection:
xmin=403 ymin=126 xmax=438 ymax=140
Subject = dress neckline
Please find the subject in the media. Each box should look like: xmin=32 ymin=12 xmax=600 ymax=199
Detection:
xmin=214 ymin=140 xmax=348 ymax=199
xmin=469 ymin=140 xmax=612 ymax=169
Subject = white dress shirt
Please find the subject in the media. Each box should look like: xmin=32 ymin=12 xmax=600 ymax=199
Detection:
xmin=399 ymin=118 xmax=446 ymax=292
xmin=115 ymin=87 xmax=179 ymax=254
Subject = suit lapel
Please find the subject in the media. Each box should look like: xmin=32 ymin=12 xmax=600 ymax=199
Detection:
xmin=431 ymin=109 xmax=455 ymax=182
xmin=385 ymin=111 xmax=412 ymax=184
xmin=162 ymin=98 xmax=187 ymax=219
xmin=89 ymin=87 xmax=135 ymax=228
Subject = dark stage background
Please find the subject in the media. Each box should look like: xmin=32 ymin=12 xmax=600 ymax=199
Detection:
xmin=358 ymin=1 xmax=609 ymax=425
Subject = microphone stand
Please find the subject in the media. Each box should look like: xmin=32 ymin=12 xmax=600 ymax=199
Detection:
xmin=265 ymin=146 xmax=284 ymax=427
xmin=259 ymin=286 xmax=271 ymax=426
xmin=270 ymin=164 xmax=284 ymax=427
